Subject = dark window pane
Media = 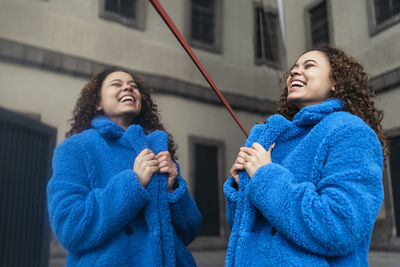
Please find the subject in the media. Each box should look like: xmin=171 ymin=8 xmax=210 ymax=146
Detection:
xmin=194 ymin=144 xmax=220 ymax=236
xmin=193 ymin=0 xmax=214 ymax=9
xmin=375 ymin=0 xmax=391 ymax=24
xmin=389 ymin=136 xmax=400 ymax=236
xmin=105 ymin=0 xmax=136 ymax=20
xmin=105 ymin=0 xmax=119 ymax=13
xmin=254 ymin=7 xmax=279 ymax=62
xmin=120 ymin=0 xmax=136 ymax=19
xmin=394 ymin=0 xmax=400 ymax=14
xmin=374 ymin=0 xmax=400 ymax=25
xmin=191 ymin=0 xmax=216 ymax=45
xmin=309 ymin=1 xmax=329 ymax=46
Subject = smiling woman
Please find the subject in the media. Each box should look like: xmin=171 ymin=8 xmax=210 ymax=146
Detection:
xmin=47 ymin=67 xmax=201 ymax=266
xmin=286 ymin=50 xmax=334 ymax=109
xmin=96 ymin=71 xmax=142 ymax=129
xmin=225 ymin=44 xmax=388 ymax=266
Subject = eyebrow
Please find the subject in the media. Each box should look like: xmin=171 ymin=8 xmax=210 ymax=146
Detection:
xmin=290 ymin=59 xmax=318 ymax=70
xmin=109 ymin=79 xmax=137 ymax=85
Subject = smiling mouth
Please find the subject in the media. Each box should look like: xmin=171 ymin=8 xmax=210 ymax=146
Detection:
xmin=120 ymin=95 xmax=136 ymax=103
xmin=290 ymin=80 xmax=306 ymax=88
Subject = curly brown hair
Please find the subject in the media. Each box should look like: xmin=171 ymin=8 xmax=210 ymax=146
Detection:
xmin=277 ymin=44 xmax=388 ymax=160
xmin=66 ymin=67 xmax=178 ymax=159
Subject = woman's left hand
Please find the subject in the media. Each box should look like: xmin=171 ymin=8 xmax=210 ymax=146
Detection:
xmin=156 ymin=151 xmax=178 ymax=193
xmin=241 ymin=142 xmax=274 ymax=178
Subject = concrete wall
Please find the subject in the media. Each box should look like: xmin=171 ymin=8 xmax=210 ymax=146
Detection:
xmin=0 ymin=0 xmax=275 ymax=264
xmin=0 ymin=0 xmax=282 ymax=100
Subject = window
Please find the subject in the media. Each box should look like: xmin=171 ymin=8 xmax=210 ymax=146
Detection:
xmin=187 ymin=0 xmax=222 ymax=53
xmin=254 ymin=6 xmax=280 ymax=67
xmin=307 ymin=0 xmax=330 ymax=46
xmin=368 ymin=0 xmax=400 ymax=35
xmin=99 ymin=0 xmax=146 ymax=30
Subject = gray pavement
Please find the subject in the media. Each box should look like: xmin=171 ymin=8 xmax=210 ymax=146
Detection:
xmin=191 ymin=250 xmax=400 ymax=267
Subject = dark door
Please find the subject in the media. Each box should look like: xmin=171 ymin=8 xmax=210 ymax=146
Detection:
xmin=194 ymin=143 xmax=220 ymax=236
xmin=390 ymin=136 xmax=400 ymax=236
xmin=0 ymin=107 xmax=56 ymax=267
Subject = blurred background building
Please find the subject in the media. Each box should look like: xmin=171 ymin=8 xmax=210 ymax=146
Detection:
xmin=0 ymin=0 xmax=399 ymax=266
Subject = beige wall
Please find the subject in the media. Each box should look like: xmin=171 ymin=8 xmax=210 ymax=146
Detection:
xmin=0 ymin=61 xmax=265 ymax=179
xmin=0 ymin=0 xmax=273 ymax=181
xmin=0 ymin=62 xmax=83 ymax=143
xmin=0 ymin=0 xmax=282 ymax=100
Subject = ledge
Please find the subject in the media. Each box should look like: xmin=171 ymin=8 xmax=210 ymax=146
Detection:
xmin=0 ymin=37 xmax=277 ymax=115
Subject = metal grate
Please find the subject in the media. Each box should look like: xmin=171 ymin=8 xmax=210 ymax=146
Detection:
xmin=0 ymin=107 xmax=56 ymax=267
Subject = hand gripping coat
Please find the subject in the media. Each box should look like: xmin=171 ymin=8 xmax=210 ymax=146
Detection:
xmin=47 ymin=116 xmax=201 ymax=266
xmin=224 ymin=99 xmax=384 ymax=266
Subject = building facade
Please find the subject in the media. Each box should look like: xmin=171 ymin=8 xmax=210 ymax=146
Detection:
xmin=0 ymin=0 xmax=282 ymax=266
xmin=0 ymin=0 xmax=399 ymax=266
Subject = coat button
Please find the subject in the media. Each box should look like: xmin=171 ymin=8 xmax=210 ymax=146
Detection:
xmin=125 ymin=225 xmax=133 ymax=235
xmin=271 ymin=227 xmax=277 ymax=236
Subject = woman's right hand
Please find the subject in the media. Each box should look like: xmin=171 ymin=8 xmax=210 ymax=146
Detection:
xmin=230 ymin=149 xmax=246 ymax=184
xmin=133 ymin=149 xmax=158 ymax=187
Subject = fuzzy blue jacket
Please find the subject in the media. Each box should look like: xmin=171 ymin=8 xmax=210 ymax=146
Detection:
xmin=224 ymin=99 xmax=384 ymax=266
xmin=47 ymin=117 xmax=201 ymax=266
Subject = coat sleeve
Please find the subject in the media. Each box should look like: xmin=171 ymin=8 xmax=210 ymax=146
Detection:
xmin=168 ymin=163 xmax=202 ymax=246
xmin=47 ymin=139 xmax=150 ymax=254
xmin=245 ymin=124 xmax=384 ymax=257
xmin=223 ymin=177 xmax=239 ymax=229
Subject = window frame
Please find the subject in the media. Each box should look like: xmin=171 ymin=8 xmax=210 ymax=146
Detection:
xmin=99 ymin=0 xmax=147 ymax=30
xmin=253 ymin=4 xmax=282 ymax=69
xmin=305 ymin=0 xmax=333 ymax=48
xmin=367 ymin=0 xmax=400 ymax=36
xmin=185 ymin=0 xmax=223 ymax=54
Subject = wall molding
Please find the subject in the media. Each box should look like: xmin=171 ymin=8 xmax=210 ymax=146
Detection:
xmin=0 ymin=37 xmax=277 ymax=115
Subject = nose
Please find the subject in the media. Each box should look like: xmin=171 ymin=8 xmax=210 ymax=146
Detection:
xmin=122 ymin=84 xmax=133 ymax=92
xmin=290 ymin=68 xmax=300 ymax=77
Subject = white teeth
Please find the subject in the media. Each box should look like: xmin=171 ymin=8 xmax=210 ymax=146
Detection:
xmin=121 ymin=95 xmax=135 ymax=102
xmin=291 ymin=80 xmax=305 ymax=87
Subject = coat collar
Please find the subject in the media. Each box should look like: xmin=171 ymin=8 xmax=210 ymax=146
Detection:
xmin=91 ymin=116 xmax=125 ymax=139
xmin=91 ymin=116 xmax=168 ymax=153
xmin=91 ymin=116 xmax=147 ymax=150
xmin=293 ymin=98 xmax=344 ymax=127
xmin=244 ymin=98 xmax=344 ymax=149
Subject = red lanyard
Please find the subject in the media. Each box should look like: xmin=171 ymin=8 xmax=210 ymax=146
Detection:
xmin=149 ymin=0 xmax=249 ymax=137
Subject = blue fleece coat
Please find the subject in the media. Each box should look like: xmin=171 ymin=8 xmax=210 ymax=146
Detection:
xmin=224 ymin=99 xmax=384 ymax=266
xmin=47 ymin=117 xmax=201 ymax=266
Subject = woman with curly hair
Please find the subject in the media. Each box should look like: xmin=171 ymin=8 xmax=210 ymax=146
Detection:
xmin=47 ymin=67 xmax=201 ymax=266
xmin=224 ymin=45 xmax=387 ymax=266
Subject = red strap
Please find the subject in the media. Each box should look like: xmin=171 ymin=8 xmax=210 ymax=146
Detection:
xmin=149 ymin=0 xmax=249 ymax=137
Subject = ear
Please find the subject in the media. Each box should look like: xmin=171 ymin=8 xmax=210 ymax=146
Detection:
xmin=331 ymin=86 xmax=336 ymax=92
xmin=96 ymin=104 xmax=102 ymax=111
